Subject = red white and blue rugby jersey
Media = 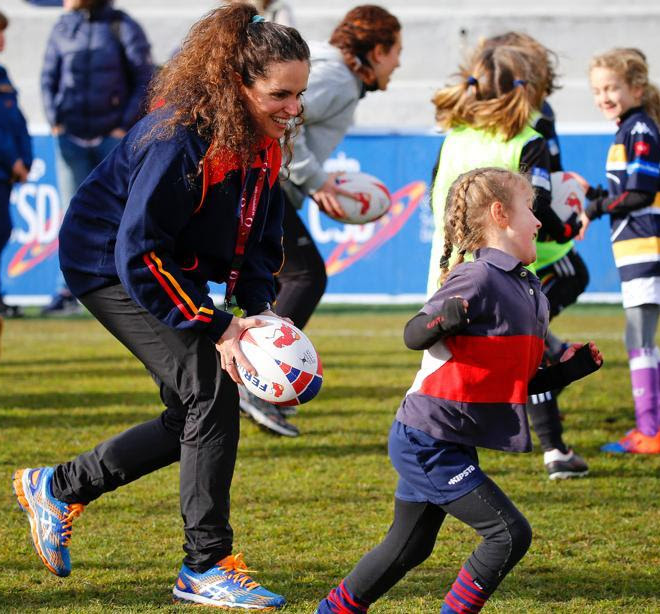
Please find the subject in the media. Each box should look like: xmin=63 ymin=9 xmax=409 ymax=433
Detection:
xmin=396 ymin=248 xmax=549 ymax=452
xmin=606 ymin=107 xmax=660 ymax=283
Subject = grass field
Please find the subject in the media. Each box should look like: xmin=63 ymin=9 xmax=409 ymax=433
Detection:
xmin=1 ymin=305 xmax=659 ymax=613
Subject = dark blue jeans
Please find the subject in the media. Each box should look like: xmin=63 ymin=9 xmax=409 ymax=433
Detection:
xmin=53 ymin=134 xmax=120 ymax=290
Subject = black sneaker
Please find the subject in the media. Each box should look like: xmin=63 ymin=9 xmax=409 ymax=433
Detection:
xmin=238 ymin=386 xmax=299 ymax=437
xmin=544 ymin=448 xmax=589 ymax=480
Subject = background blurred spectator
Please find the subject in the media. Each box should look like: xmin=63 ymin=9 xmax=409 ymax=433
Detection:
xmin=40 ymin=0 xmax=153 ymax=314
xmin=0 ymin=10 xmax=33 ymax=318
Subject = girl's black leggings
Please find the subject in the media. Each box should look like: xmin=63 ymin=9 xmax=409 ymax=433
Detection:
xmin=344 ymin=477 xmax=532 ymax=603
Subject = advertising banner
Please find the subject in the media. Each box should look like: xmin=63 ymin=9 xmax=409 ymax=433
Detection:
xmin=2 ymin=135 xmax=62 ymax=304
xmin=1 ymin=132 xmax=619 ymax=304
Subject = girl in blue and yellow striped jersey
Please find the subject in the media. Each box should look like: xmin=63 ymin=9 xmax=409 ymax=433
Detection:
xmin=581 ymin=47 xmax=660 ymax=453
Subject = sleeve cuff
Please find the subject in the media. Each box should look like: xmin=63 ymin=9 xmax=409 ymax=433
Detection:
xmin=244 ymin=301 xmax=272 ymax=317
xmin=206 ymin=309 xmax=234 ymax=344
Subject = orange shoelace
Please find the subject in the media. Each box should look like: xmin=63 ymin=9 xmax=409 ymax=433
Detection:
xmin=217 ymin=553 xmax=260 ymax=590
xmin=61 ymin=503 xmax=85 ymax=546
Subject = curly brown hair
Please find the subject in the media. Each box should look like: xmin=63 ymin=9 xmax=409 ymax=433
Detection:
xmin=329 ymin=5 xmax=401 ymax=89
xmin=148 ymin=2 xmax=309 ymax=166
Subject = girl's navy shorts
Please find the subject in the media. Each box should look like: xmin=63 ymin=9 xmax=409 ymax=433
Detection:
xmin=389 ymin=420 xmax=487 ymax=505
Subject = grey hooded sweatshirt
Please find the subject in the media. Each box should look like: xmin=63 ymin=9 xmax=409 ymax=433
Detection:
xmin=282 ymin=41 xmax=364 ymax=208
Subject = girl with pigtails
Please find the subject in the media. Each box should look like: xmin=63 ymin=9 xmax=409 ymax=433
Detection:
xmin=581 ymin=48 xmax=660 ymax=454
xmin=427 ymin=44 xmax=589 ymax=480
xmin=13 ymin=3 xmax=309 ymax=609
xmin=427 ymin=44 xmax=581 ymax=296
xmin=315 ymin=168 xmax=602 ymax=614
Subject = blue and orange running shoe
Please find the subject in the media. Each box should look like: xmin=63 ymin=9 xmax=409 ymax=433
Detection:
xmin=12 ymin=467 xmax=85 ymax=577
xmin=173 ymin=553 xmax=286 ymax=610
xmin=601 ymin=429 xmax=660 ymax=454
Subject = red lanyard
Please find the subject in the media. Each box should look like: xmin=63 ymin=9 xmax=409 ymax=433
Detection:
xmin=224 ymin=158 xmax=268 ymax=310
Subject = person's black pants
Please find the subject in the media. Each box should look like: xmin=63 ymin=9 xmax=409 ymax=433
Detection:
xmin=51 ymin=283 xmax=239 ymax=573
xmin=343 ymin=478 xmax=532 ymax=603
xmin=274 ymin=195 xmax=327 ymax=329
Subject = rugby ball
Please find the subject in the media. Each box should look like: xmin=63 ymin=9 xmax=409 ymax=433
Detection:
xmin=237 ymin=316 xmax=323 ymax=406
xmin=550 ymin=171 xmax=586 ymax=223
xmin=333 ymin=172 xmax=392 ymax=224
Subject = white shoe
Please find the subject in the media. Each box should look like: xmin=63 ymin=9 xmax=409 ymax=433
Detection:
xmin=543 ymin=448 xmax=589 ymax=480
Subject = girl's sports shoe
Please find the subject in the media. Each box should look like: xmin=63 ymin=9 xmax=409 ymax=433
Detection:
xmin=543 ymin=448 xmax=589 ymax=479
xmin=601 ymin=429 xmax=660 ymax=454
xmin=12 ymin=466 xmax=85 ymax=577
xmin=173 ymin=553 xmax=286 ymax=610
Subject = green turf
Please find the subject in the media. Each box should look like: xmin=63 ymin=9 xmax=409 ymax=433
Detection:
xmin=1 ymin=306 xmax=659 ymax=613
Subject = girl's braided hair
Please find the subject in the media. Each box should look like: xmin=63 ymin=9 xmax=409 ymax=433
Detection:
xmin=439 ymin=167 xmax=530 ymax=284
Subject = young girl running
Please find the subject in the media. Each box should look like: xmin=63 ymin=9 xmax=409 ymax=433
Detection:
xmin=427 ymin=44 xmax=586 ymax=479
xmin=580 ymin=48 xmax=660 ymax=454
xmin=315 ymin=167 xmax=602 ymax=614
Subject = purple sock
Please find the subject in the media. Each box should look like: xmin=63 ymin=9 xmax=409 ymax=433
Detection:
xmin=629 ymin=348 xmax=659 ymax=436
xmin=316 ymin=581 xmax=369 ymax=613
xmin=654 ymin=346 xmax=660 ymax=432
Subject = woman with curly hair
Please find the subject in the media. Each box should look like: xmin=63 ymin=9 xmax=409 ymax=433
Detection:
xmin=12 ymin=3 xmax=309 ymax=609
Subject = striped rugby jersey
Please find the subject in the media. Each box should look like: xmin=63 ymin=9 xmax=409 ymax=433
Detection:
xmin=607 ymin=107 xmax=660 ymax=283
xmin=397 ymin=248 xmax=549 ymax=452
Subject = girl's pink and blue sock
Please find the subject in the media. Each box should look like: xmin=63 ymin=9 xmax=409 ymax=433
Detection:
xmin=316 ymin=580 xmax=369 ymax=613
xmin=441 ymin=566 xmax=491 ymax=613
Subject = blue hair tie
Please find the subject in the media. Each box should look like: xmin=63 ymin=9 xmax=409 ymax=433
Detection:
xmin=251 ymin=15 xmax=266 ymax=23
xmin=466 ymin=76 xmax=478 ymax=86
xmin=513 ymin=79 xmax=527 ymax=87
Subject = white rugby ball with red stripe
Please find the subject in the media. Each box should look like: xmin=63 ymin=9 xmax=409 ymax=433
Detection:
xmin=550 ymin=171 xmax=586 ymax=223
xmin=237 ymin=316 xmax=323 ymax=406
xmin=333 ymin=172 xmax=392 ymax=224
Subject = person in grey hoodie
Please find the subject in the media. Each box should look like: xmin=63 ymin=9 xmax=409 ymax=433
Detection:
xmin=238 ymin=5 xmax=402 ymax=436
